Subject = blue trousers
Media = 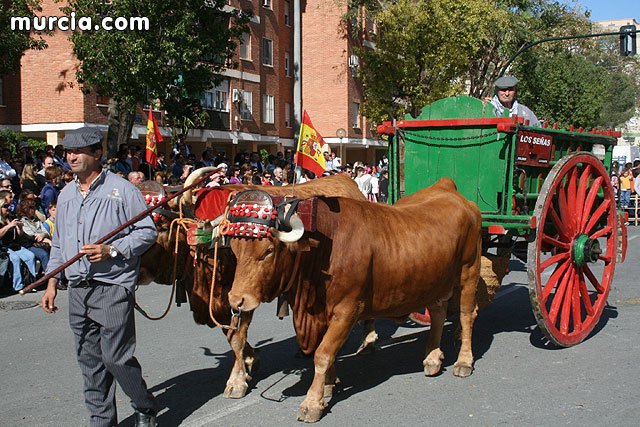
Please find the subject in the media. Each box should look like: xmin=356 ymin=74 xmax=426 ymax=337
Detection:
xmin=7 ymin=247 xmax=37 ymax=291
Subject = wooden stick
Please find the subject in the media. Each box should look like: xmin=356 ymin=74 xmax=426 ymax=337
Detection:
xmin=19 ymin=168 xmax=219 ymax=294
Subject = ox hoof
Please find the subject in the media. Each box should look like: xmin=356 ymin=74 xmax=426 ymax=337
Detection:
xmin=423 ymin=360 xmax=442 ymax=376
xmin=223 ymin=381 xmax=248 ymax=399
xmin=453 ymin=362 xmax=474 ymax=378
xmin=297 ymin=400 xmax=325 ymax=423
xmin=423 ymin=349 xmax=444 ymax=376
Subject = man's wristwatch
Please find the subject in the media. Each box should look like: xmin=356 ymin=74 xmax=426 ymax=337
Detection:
xmin=108 ymin=245 xmax=119 ymax=259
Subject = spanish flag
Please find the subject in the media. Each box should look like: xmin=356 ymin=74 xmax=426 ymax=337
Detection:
xmin=295 ymin=111 xmax=326 ymax=177
xmin=145 ymin=108 xmax=163 ymax=168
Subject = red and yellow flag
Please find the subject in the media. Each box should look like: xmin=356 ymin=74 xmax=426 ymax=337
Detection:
xmin=295 ymin=111 xmax=326 ymax=177
xmin=145 ymin=108 xmax=163 ymax=168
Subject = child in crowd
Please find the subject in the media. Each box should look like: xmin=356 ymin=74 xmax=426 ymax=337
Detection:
xmin=619 ymin=167 xmax=632 ymax=209
xmin=43 ymin=201 xmax=56 ymax=237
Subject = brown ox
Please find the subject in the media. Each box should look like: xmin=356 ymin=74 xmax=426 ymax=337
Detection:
xmin=227 ymin=177 xmax=482 ymax=422
xmin=138 ymin=172 xmax=369 ymax=399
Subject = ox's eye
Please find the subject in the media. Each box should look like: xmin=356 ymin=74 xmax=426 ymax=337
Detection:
xmin=259 ymin=247 xmax=274 ymax=261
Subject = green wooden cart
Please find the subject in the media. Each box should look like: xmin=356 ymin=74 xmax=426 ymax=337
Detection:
xmin=376 ymin=96 xmax=628 ymax=347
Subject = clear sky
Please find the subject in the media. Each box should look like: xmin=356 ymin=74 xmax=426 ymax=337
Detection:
xmin=577 ymin=0 xmax=638 ymax=21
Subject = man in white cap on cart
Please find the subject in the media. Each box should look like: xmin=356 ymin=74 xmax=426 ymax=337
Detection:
xmin=489 ymin=75 xmax=541 ymax=127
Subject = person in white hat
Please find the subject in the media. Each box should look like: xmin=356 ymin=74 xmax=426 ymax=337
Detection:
xmin=489 ymin=75 xmax=540 ymax=126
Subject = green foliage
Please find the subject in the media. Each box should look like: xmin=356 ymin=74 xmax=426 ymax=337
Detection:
xmin=62 ymin=0 xmax=251 ymax=137
xmin=0 ymin=0 xmax=47 ymax=75
xmin=356 ymin=0 xmax=495 ymax=121
xmin=357 ymin=0 xmax=638 ymax=129
xmin=0 ymin=129 xmax=45 ymax=156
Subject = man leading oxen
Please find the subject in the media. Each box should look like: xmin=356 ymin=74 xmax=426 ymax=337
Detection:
xmin=138 ymin=169 xmax=372 ymax=399
xmin=226 ymin=177 xmax=482 ymax=422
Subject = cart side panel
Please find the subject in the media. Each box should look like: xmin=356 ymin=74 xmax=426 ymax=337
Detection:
xmin=402 ymin=96 xmax=510 ymax=214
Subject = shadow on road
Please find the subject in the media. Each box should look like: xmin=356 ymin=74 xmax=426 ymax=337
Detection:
xmin=134 ymin=282 xmax=619 ymax=423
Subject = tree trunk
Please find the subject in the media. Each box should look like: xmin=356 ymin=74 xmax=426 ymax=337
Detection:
xmin=106 ymin=100 xmax=136 ymax=158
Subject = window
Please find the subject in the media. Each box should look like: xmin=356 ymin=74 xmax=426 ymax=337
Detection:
xmin=262 ymin=0 xmax=271 ymax=9
xmin=284 ymin=52 xmax=290 ymax=77
xmin=262 ymin=37 xmax=273 ymax=66
xmin=284 ymin=1 xmax=291 ymax=26
xmin=0 ymin=78 xmax=4 ymax=105
xmin=285 ymin=103 xmax=291 ymax=128
xmin=352 ymin=102 xmax=361 ymax=128
xmin=240 ymin=32 xmax=251 ymax=60
xmin=201 ymin=80 xmax=229 ymax=112
xmin=263 ymin=95 xmax=275 ymax=124
xmin=240 ymin=90 xmax=253 ymax=120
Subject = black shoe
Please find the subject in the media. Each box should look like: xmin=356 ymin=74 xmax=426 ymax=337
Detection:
xmin=134 ymin=411 xmax=157 ymax=427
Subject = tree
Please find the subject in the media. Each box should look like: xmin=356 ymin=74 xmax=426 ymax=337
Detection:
xmin=0 ymin=0 xmax=47 ymax=76
xmin=61 ymin=0 xmax=251 ymax=155
xmin=355 ymin=0 xmax=495 ymax=122
xmin=466 ymin=0 xmax=593 ymax=100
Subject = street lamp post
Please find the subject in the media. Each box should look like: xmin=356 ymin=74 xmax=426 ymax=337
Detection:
xmin=336 ymin=127 xmax=346 ymax=166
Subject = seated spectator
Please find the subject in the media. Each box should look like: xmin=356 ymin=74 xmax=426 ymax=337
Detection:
xmin=21 ymin=163 xmax=41 ymax=194
xmin=261 ymin=171 xmax=273 ymax=186
xmin=19 ymin=189 xmax=46 ymax=221
xmin=128 ymin=171 xmax=145 ymax=185
xmin=40 ymin=165 xmax=63 ymax=216
xmin=16 ymin=198 xmax=51 ymax=271
xmin=42 ymin=201 xmax=56 ymax=237
xmin=0 ymin=198 xmax=38 ymax=292
xmin=229 ymin=166 xmax=243 ymax=184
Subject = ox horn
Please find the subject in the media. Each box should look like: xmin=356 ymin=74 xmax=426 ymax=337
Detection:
xmin=272 ymin=204 xmax=305 ymax=243
xmin=181 ymin=166 xmax=221 ymax=208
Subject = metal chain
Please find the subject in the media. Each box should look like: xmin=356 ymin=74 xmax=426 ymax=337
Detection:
xmin=402 ymin=129 xmax=499 ymax=143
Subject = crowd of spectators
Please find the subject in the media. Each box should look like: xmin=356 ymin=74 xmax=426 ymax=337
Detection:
xmin=610 ymin=159 xmax=640 ymax=225
xmin=0 ymin=138 xmax=390 ymax=295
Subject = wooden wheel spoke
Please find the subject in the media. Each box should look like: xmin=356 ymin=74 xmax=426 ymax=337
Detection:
xmin=557 ymin=184 xmax=572 ymax=233
xmin=590 ymin=225 xmax=612 ymax=240
xmin=575 ymin=165 xmax=591 ymax=228
xmin=584 ymin=198 xmax=611 ymax=236
xmin=598 ymin=254 xmax=613 ymax=263
xmin=549 ymin=266 xmax=573 ymax=325
xmin=583 ymin=265 xmax=605 ymax=294
xmin=560 ymin=268 xmax=576 ymax=334
xmin=580 ymin=176 xmax=603 ymax=232
xmin=542 ymin=259 xmax=571 ymax=302
xmin=541 ymin=233 xmax=571 ymax=251
xmin=548 ymin=205 xmax=570 ymax=242
xmin=577 ymin=269 xmax=594 ymax=316
xmin=566 ymin=168 xmax=578 ymax=231
xmin=571 ymin=272 xmax=582 ymax=332
xmin=540 ymin=250 xmax=570 ymax=272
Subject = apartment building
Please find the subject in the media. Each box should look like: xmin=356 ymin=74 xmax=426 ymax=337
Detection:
xmin=0 ymin=0 xmax=383 ymax=165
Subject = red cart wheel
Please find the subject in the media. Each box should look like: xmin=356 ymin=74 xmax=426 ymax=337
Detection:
xmin=528 ymin=153 xmax=617 ymax=347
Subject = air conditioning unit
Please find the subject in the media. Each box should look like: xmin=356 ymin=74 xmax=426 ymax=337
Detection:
xmin=232 ymin=89 xmax=243 ymax=103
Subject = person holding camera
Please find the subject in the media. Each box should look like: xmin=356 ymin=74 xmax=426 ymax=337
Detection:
xmin=0 ymin=197 xmax=38 ymax=292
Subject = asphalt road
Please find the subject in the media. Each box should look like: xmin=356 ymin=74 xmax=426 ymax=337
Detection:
xmin=1 ymin=227 xmax=639 ymax=426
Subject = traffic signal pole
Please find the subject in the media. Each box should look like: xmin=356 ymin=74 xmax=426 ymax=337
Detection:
xmin=499 ymin=27 xmax=639 ymax=77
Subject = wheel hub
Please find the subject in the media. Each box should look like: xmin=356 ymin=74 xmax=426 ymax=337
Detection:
xmin=571 ymin=234 xmax=602 ymax=267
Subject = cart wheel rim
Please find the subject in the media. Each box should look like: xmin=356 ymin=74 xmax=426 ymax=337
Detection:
xmin=528 ymin=153 xmax=617 ymax=347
